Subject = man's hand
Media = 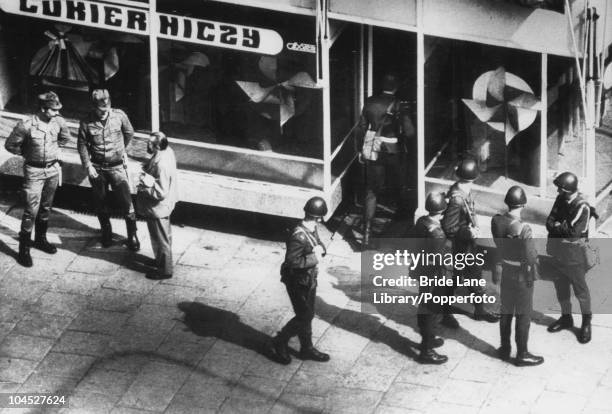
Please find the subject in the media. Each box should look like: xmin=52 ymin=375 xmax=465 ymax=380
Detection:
xmin=469 ymin=225 xmax=480 ymax=239
xmin=139 ymin=172 xmax=155 ymax=188
xmin=492 ymin=264 xmax=502 ymax=285
xmin=87 ymin=165 xmax=99 ymax=179
xmin=313 ymin=245 xmax=325 ymax=262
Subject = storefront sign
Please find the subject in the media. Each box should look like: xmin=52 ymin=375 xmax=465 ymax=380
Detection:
xmin=1 ymin=0 xmax=284 ymax=55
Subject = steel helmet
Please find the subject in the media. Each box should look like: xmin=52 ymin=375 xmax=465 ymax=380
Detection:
xmin=304 ymin=196 xmax=328 ymax=219
xmin=425 ymin=192 xmax=447 ymax=214
xmin=504 ymin=185 xmax=527 ymax=207
xmin=38 ymin=91 xmax=62 ymax=110
xmin=553 ymin=172 xmax=578 ymax=193
xmin=456 ymin=158 xmax=479 ymax=181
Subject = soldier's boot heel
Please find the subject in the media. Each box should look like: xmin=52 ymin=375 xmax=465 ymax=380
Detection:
xmin=17 ymin=231 xmax=33 ymax=268
xmin=578 ymin=314 xmax=592 ymax=344
xmin=417 ymin=349 xmax=448 ymax=365
xmin=497 ymin=346 xmax=511 ymax=361
xmin=125 ymin=218 xmax=140 ymax=252
xmin=547 ymin=314 xmax=574 ymax=333
xmin=300 ymin=346 xmax=330 ymax=362
xmin=33 ymin=220 xmax=57 ymax=254
xmin=98 ymin=216 xmax=113 ymax=247
xmin=271 ymin=335 xmax=291 ymax=365
xmin=515 ymin=351 xmax=544 ymax=367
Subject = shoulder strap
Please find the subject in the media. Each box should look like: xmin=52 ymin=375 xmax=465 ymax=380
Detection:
xmin=293 ymin=226 xmax=319 ymax=249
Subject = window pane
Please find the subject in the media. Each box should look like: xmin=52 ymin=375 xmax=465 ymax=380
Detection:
xmin=156 ymin=0 xmax=322 ymax=158
xmin=0 ymin=11 xmax=151 ymax=130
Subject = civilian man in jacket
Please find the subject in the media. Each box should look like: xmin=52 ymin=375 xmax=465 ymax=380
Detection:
xmin=5 ymin=92 xmax=71 ymax=267
xmin=272 ymin=197 xmax=330 ymax=365
xmin=136 ymin=132 xmax=178 ymax=280
xmin=546 ymin=172 xmax=593 ymax=343
xmin=77 ymin=89 xmax=139 ymax=250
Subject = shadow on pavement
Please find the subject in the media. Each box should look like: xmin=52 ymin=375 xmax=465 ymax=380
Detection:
xmin=322 ymin=265 xmax=499 ymax=360
xmin=177 ymin=302 xmax=281 ymax=363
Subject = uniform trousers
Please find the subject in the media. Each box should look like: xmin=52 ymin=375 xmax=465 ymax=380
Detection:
xmin=499 ymin=265 xmax=533 ymax=352
xmin=364 ymin=152 xmax=408 ymax=221
xmin=552 ymin=262 xmax=591 ymax=314
xmin=90 ymin=165 xmax=135 ymax=219
xmin=417 ymin=281 xmax=444 ymax=351
xmin=279 ymin=277 xmax=317 ymax=346
xmin=146 ymin=217 xmax=173 ymax=276
xmin=22 ymin=164 xmax=60 ymax=232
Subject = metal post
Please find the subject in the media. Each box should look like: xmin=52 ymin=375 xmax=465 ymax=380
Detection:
xmin=149 ymin=0 xmax=160 ymax=131
xmin=322 ymin=22 xmax=332 ymax=194
xmin=358 ymin=25 xmax=365 ymax=112
xmin=417 ymin=30 xmax=425 ymax=215
xmin=367 ymin=25 xmax=373 ymax=97
xmin=540 ymin=53 xmax=548 ymax=197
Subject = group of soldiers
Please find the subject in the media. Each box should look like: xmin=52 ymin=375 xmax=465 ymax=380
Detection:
xmin=4 ymin=90 xmax=178 ymax=280
xmin=272 ymin=159 xmax=595 ymax=368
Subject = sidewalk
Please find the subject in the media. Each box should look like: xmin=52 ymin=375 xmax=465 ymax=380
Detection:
xmin=0 ymin=193 xmax=611 ymax=414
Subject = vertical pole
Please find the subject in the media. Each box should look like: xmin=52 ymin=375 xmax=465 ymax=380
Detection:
xmin=540 ymin=53 xmax=548 ymax=197
xmin=322 ymin=18 xmax=332 ymax=194
xmin=417 ymin=30 xmax=425 ymax=215
xmin=367 ymin=26 xmax=373 ymax=97
xmin=149 ymin=0 xmax=160 ymax=131
xmin=358 ymin=25 xmax=365 ymax=114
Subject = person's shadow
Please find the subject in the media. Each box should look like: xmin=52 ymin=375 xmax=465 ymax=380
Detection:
xmin=321 ymin=265 xmax=499 ymax=360
xmin=177 ymin=302 xmax=281 ymax=363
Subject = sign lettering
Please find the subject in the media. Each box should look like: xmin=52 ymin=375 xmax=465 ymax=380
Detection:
xmin=3 ymin=0 xmax=283 ymax=55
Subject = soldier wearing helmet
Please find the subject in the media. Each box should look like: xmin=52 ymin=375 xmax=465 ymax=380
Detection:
xmin=546 ymin=172 xmax=594 ymax=343
xmin=440 ymin=158 xmax=498 ymax=327
xmin=5 ymin=91 xmax=71 ymax=267
xmin=491 ymin=186 xmax=544 ymax=366
xmin=355 ymin=73 xmax=416 ymax=249
xmin=412 ymin=192 xmax=450 ymax=364
xmin=271 ymin=196 xmax=330 ymax=365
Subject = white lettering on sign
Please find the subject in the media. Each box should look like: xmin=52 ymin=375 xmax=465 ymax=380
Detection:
xmin=1 ymin=0 xmax=284 ymax=55
xmin=286 ymin=42 xmax=316 ymax=53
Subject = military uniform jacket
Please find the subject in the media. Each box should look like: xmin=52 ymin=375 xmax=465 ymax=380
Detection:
xmin=491 ymin=213 xmax=537 ymax=278
xmin=412 ymin=215 xmax=449 ymax=279
xmin=136 ymin=148 xmax=179 ymax=219
xmin=281 ymin=223 xmax=323 ymax=286
xmin=5 ymin=115 xmax=70 ymax=164
xmin=441 ymin=182 xmax=478 ymax=242
xmin=77 ymin=109 xmax=134 ymax=169
xmin=545 ymin=193 xmax=590 ymax=265
xmin=355 ymin=92 xmax=415 ymax=154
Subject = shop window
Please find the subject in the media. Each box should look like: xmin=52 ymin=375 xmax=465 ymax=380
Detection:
xmin=425 ymin=37 xmax=542 ymax=190
xmin=0 ymin=12 xmax=151 ymax=130
xmin=156 ymin=0 xmax=322 ymax=159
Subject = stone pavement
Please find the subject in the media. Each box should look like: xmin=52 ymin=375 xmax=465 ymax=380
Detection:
xmin=0 ymin=192 xmax=612 ymax=414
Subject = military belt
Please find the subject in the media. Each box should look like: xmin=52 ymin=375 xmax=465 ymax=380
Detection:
xmin=502 ymin=259 xmax=522 ymax=267
xmin=26 ymin=160 xmax=58 ymax=168
xmin=93 ymin=160 xmax=123 ymax=168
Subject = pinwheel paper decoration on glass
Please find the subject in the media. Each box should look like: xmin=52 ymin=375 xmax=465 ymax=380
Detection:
xmin=462 ymin=66 xmax=542 ymax=178
xmin=235 ymin=56 xmax=318 ymax=129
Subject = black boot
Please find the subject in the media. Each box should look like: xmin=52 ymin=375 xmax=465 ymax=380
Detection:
xmin=271 ymin=334 xmax=291 ymax=365
xmin=33 ymin=220 xmax=57 ymax=254
xmin=299 ymin=335 xmax=329 ymax=362
xmin=98 ymin=216 xmax=113 ymax=248
xmin=515 ymin=351 xmax=544 ymax=367
xmin=578 ymin=314 xmax=592 ymax=344
xmin=125 ymin=217 xmax=140 ymax=252
xmin=18 ymin=231 xmax=33 ymax=267
xmin=547 ymin=314 xmax=573 ymax=333
xmin=474 ymin=303 xmax=500 ymax=323
xmin=499 ymin=314 xmax=512 ymax=361
xmin=417 ymin=349 xmax=448 ymax=365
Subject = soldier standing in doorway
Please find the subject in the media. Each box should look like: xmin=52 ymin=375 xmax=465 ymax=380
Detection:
xmin=77 ymin=89 xmax=140 ymax=251
xmin=491 ymin=186 xmax=544 ymax=366
xmin=546 ymin=172 xmax=594 ymax=344
xmin=5 ymin=92 xmax=71 ymax=267
xmin=355 ymin=73 xmax=415 ymax=249
xmin=271 ymin=197 xmax=330 ymax=365
xmin=441 ymin=158 xmax=498 ymax=327
xmin=413 ymin=192 xmax=450 ymax=364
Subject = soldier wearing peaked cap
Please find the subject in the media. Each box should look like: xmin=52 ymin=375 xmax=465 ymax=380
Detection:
xmin=546 ymin=172 xmax=594 ymax=344
xmin=5 ymin=91 xmax=71 ymax=267
xmin=271 ymin=197 xmax=330 ymax=365
xmin=77 ymin=89 xmax=139 ymax=251
xmin=491 ymin=186 xmax=544 ymax=366
xmin=440 ymin=158 xmax=499 ymax=328
xmin=413 ymin=192 xmax=450 ymax=365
